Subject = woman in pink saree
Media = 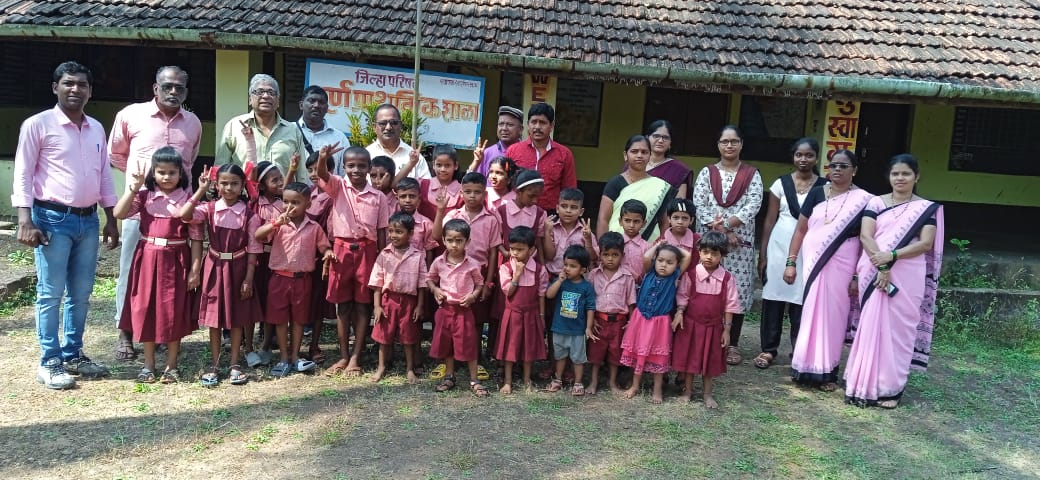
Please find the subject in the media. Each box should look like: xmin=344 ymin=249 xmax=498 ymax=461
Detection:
xmin=845 ymin=154 xmax=943 ymax=408
xmin=783 ymin=150 xmax=872 ymax=390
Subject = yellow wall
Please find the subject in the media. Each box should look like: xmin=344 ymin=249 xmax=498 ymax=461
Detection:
xmin=909 ymin=104 xmax=1040 ymax=207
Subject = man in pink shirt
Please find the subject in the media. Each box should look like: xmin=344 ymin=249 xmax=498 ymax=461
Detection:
xmin=108 ymin=66 xmax=203 ymax=361
xmin=12 ymin=61 xmax=120 ymax=389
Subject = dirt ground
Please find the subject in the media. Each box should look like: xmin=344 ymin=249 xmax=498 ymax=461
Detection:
xmin=0 ymin=235 xmax=1038 ymax=480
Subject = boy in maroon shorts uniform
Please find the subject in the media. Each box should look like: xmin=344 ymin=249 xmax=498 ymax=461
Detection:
xmin=427 ymin=219 xmax=488 ymax=397
xmin=254 ymin=182 xmax=335 ymax=377
xmin=586 ymin=232 xmax=636 ymax=395
xmin=369 ymin=212 xmax=427 ymax=383
xmin=314 ymin=144 xmax=388 ymax=376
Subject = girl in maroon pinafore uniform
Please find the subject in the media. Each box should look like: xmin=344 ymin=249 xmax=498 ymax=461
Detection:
xmin=671 ymin=231 xmax=741 ymax=409
xmin=181 ymin=164 xmax=263 ymax=387
xmin=495 ymin=225 xmax=548 ymax=394
xmin=250 ymin=161 xmax=285 ymax=361
xmin=114 ymin=147 xmax=202 ymax=384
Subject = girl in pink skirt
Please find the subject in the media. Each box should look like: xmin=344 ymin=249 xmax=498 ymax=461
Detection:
xmin=621 ymin=244 xmax=688 ymax=404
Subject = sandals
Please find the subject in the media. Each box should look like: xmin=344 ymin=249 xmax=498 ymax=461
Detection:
xmin=245 ymin=351 xmax=263 ymax=368
xmin=545 ymin=378 xmax=564 ymax=393
xmin=753 ymin=352 xmax=774 ymax=369
xmin=476 ymin=365 xmax=491 ymax=381
xmin=200 ymin=366 xmax=220 ymax=387
xmin=136 ymin=368 xmax=155 ymax=384
xmin=818 ymin=382 xmax=838 ymax=392
xmin=878 ymin=399 xmax=899 ymax=409
xmin=324 ymin=360 xmax=348 ymax=377
xmin=429 ymin=363 xmax=447 ymax=380
xmin=294 ymin=359 xmax=317 ymax=373
xmin=160 ymin=368 xmax=180 ymax=384
xmin=115 ymin=339 xmax=138 ymax=361
xmin=271 ymin=361 xmax=291 ymax=378
xmin=726 ymin=346 xmax=743 ymax=365
xmin=572 ymin=382 xmax=586 ymax=396
xmin=229 ymin=365 xmax=249 ymax=385
xmin=470 ymin=381 xmax=490 ymax=398
xmin=435 ymin=375 xmax=457 ymax=392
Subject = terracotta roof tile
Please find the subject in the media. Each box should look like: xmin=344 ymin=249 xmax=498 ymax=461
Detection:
xmin=3 ymin=0 xmax=1040 ymax=92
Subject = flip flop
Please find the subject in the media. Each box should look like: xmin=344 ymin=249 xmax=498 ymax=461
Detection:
xmin=470 ymin=381 xmax=490 ymax=398
xmin=753 ymin=352 xmax=774 ymax=369
xmin=344 ymin=366 xmax=363 ymax=378
xmin=136 ymin=368 xmax=155 ymax=384
xmin=200 ymin=366 xmax=220 ymax=388
xmin=229 ymin=366 xmax=249 ymax=385
xmin=572 ymin=382 xmax=586 ymax=396
xmin=544 ymin=378 xmax=564 ymax=393
xmin=726 ymin=346 xmax=743 ymax=365
xmin=429 ymin=363 xmax=447 ymax=380
xmin=324 ymin=361 xmax=348 ymax=377
xmin=435 ymin=375 xmax=456 ymax=392
xmin=160 ymin=369 xmax=180 ymax=384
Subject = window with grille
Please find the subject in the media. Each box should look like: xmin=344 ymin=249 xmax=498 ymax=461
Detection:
xmin=737 ymin=95 xmax=807 ymax=163
xmin=949 ymin=106 xmax=1040 ymax=176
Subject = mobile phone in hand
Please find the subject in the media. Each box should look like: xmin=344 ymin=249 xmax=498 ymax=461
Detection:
xmin=885 ymin=282 xmax=899 ymax=297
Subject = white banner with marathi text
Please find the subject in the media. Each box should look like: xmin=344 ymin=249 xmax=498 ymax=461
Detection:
xmin=305 ymin=59 xmax=485 ymax=149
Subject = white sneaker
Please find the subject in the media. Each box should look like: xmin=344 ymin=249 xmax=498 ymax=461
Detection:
xmin=37 ymin=357 xmax=76 ymax=390
xmin=294 ymin=358 xmax=316 ymax=372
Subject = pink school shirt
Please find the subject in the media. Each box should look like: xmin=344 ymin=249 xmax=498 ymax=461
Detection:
xmin=427 ymin=256 xmax=483 ymax=305
xmin=306 ymin=189 xmax=332 ymax=222
xmin=622 ymin=234 xmax=648 ymax=281
xmin=676 ymin=264 xmax=741 ymax=313
xmin=547 ymin=222 xmax=593 ymax=274
xmin=660 ymin=229 xmax=698 ymax=256
xmin=502 ymin=200 xmax=545 ymax=238
xmin=424 ymin=179 xmax=462 ymax=210
xmin=189 ymin=199 xmax=264 ymax=254
xmin=588 ymin=266 xmax=636 ymax=314
xmin=411 ymin=211 xmax=439 ymax=251
xmin=318 ymin=174 xmax=388 ymax=240
xmin=255 ymin=196 xmax=284 ymax=223
xmin=108 ymin=100 xmax=202 ymax=179
xmin=486 ymin=189 xmax=515 ymax=211
xmin=125 ymin=189 xmax=204 ymax=240
xmin=369 ymin=245 xmax=428 ymax=295
xmin=264 ymin=217 xmax=331 ymax=272
xmin=12 ymin=105 xmax=116 ymax=209
xmin=383 ymin=191 xmax=399 ymax=215
xmin=444 ymin=206 xmax=502 ymax=267
xmin=499 ymin=260 xmax=548 ymax=295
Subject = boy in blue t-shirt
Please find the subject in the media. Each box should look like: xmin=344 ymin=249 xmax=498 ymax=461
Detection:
xmin=545 ymin=245 xmax=597 ymax=396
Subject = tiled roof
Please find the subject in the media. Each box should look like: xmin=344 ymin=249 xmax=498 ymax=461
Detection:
xmin=2 ymin=0 xmax=1040 ymax=96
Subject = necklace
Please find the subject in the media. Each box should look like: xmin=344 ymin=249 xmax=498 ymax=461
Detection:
xmin=794 ymin=174 xmax=817 ymax=194
xmin=886 ymin=194 xmax=914 ymax=221
xmin=823 ymin=184 xmax=851 ymax=224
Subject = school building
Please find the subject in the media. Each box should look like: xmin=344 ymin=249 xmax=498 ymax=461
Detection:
xmin=1 ymin=1 xmax=1038 ymax=236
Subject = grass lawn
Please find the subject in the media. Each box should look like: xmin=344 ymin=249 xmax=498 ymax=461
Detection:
xmin=0 ymin=278 xmax=1037 ymax=480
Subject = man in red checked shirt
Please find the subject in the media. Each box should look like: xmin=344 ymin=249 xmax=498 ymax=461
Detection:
xmin=504 ymin=103 xmax=576 ymax=215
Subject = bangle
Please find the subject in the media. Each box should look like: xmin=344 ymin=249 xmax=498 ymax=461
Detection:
xmin=786 ymin=254 xmax=797 ymax=260
xmin=484 ymin=282 xmax=495 ymax=289
xmin=852 ymin=275 xmax=859 ymax=280
xmin=878 ymin=264 xmax=890 ymax=272
xmin=510 ymin=280 xmax=519 ymax=287
xmin=724 ymin=322 xmax=732 ymax=327
xmin=891 ymin=250 xmax=898 ymax=261
xmin=270 ymin=220 xmax=280 ymax=227
xmin=785 ymin=260 xmax=797 ymax=267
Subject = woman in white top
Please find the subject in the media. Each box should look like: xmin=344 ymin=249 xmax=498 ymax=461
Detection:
xmin=754 ymin=138 xmax=826 ymax=369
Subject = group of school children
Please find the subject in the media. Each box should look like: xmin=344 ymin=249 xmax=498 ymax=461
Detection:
xmin=119 ymin=136 xmax=738 ymax=408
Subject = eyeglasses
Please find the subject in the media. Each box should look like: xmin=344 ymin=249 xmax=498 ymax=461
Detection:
xmin=159 ymin=83 xmax=187 ymax=92
xmin=376 ymin=120 xmax=402 ymax=128
xmin=250 ymin=88 xmax=278 ymax=97
xmin=650 ymin=134 xmax=671 ymax=141
xmin=830 ymin=163 xmax=853 ymax=170
xmin=718 ymin=139 xmax=741 ymax=146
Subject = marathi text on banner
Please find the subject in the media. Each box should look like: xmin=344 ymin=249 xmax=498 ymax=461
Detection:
xmin=824 ymin=100 xmax=861 ymax=165
xmin=306 ymin=59 xmax=486 ymax=149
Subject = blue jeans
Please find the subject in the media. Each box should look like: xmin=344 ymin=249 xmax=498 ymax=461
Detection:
xmin=32 ymin=205 xmax=100 ymax=365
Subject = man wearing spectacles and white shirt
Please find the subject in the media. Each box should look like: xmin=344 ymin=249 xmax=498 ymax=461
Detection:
xmin=216 ymin=74 xmax=309 ymax=183
xmin=108 ymin=66 xmax=203 ymax=362
xmin=296 ymin=85 xmax=350 ymax=176
xmin=365 ymin=103 xmax=431 ymax=180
